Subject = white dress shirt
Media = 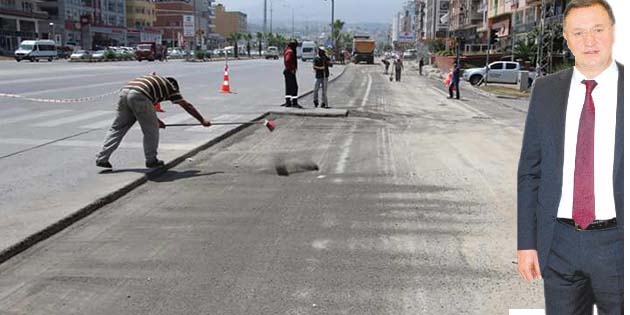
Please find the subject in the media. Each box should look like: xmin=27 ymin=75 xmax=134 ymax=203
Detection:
xmin=557 ymin=62 xmax=618 ymax=220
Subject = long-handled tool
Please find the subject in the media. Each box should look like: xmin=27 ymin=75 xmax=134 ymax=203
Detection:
xmin=165 ymin=119 xmax=276 ymax=132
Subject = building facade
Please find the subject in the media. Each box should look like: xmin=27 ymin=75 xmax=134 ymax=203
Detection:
xmin=0 ymin=0 xmax=48 ymax=54
xmin=39 ymin=0 xmax=126 ymax=49
xmin=214 ymin=3 xmax=246 ymax=37
xmin=126 ymin=0 xmax=155 ymax=30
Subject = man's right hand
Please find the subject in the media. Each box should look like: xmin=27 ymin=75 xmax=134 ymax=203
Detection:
xmin=517 ymin=250 xmax=541 ymax=281
xmin=201 ymin=119 xmax=211 ymax=127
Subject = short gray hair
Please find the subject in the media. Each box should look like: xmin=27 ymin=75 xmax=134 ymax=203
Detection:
xmin=564 ymin=0 xmax=616 ymax=25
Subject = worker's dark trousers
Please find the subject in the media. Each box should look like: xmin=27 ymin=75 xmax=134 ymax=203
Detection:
xmin=449 ymin=82 xmax=460 ymax=99
xmin=284 ymin=70 xmax=298 ymax=104
xmin=395 ymin=69 xmax=402 ymax=82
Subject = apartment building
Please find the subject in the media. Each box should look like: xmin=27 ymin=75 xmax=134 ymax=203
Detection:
xmin=0 ymin=0 xmax=48 ymax=54
xmin=213 ymin=3 xmax=246 ymax=37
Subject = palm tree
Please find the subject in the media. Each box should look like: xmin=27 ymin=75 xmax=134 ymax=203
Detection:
xmin=331 ymin=19 xmax=345 ymax=60
xmin=256 ymin=32 xmax=263 ymax=56
xmin=228 ymin=32 xmax=242 ymax=58
xmin=243 ymin=33 xmax=253 ymax=57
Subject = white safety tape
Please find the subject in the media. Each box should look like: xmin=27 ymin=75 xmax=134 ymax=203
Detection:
xmin=0 ymin=89 xmax=120 ymax=103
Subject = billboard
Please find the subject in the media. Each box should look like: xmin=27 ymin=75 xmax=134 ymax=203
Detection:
xmin=398 ymin=31 xmax=416 ymax=43
xmin=183 ymin=15 xmax=194 ymax=37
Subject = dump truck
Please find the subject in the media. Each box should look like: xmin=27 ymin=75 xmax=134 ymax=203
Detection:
xmin=352 ymin=36 xmax=375 ymax=64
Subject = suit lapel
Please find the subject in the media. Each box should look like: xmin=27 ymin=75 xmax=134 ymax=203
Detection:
xmin=613 ymin=63 xmax=623 ymax=205
xmin=552 ymin=69 xmax=573 ymax=177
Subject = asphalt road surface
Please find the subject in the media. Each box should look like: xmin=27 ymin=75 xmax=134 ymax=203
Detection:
xmin=0 ymin=58 xmax=342 ymax=256
xmin=0 ymin=63 xmax=543 ymax=314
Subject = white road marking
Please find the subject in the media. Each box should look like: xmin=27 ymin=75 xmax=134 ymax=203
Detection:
xmin=0 ymin=108 xmax=29 ymax=117
xmin=80 ymin=118 xmax=115 ymax=129
xmin=32 ymin=110 xmax=114 ymax=127
xmin=428 ymin=85 xmax=490 ymax=118
xmin=335 ymin=123 xmax=356 ymax=176
xmin=0 ymin=109 xmax=73 ymax=125
xmin=360 ymin=74 xmax=372 ymax=109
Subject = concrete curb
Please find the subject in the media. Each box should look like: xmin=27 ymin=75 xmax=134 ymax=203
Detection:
xmin=0 ymin=64 xmax=349 ymax=266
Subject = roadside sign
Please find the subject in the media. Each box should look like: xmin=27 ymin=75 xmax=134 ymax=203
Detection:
xmin=183 ymin=15 xmax=194 ymax=37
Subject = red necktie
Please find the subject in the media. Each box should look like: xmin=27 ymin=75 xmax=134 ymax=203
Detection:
xmin=572 ymin=80 xmax=597 ymax=229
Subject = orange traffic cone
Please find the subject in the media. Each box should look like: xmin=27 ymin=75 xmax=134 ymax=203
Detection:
xmin=152 ymin=72 xmax=165 ymax=112
xmin=220 ymin=66 xmax=233 ymax=94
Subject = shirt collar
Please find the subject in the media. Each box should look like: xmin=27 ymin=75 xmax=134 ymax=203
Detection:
xmin=572 ymin=61 xmax=618 ymax=87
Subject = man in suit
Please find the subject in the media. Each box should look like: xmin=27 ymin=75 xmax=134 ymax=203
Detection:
xmin=517 ymin=0 xmax=623 ymax=313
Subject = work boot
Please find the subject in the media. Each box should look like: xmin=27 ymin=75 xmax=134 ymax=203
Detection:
xmin=321 ymin=103 xmax=327 ymax=108
xmin=146 ymin=159 xmax=165 ymax=168
xmin=96 ymin=160 xmax=112 ymax=168
xmin=292 ymin=99 xmax=303 ymax=109
xmin=282 ymin=98 xmax=291 ymax=107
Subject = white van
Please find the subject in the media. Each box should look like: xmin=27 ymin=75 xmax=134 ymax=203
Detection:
xmin=15 ymin=40 xmax=57 ymax=62
xmin=301 ymin=41 xmax=316 ymax=61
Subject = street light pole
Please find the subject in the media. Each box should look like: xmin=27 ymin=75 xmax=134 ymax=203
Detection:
xmin=49 ymin=22 xmax=54 ymax=41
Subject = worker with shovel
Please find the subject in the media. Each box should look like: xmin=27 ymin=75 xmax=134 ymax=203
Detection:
xmin=95 ymin=74 xmax=211 ymax=169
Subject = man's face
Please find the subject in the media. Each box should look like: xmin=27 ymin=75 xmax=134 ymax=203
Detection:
xmin=563 ymin=4 xmax=615 ymax=75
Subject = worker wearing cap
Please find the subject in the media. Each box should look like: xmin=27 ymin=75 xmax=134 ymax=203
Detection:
xmin=313 ymin=46 xmax=332 ymax=108
xmin=95 ymin=74 xmax=211 ymax=169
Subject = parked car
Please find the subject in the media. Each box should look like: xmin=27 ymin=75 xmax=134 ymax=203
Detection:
xmin=90 ymin=50 xmax=106 ymax=61
xmin=300 ymin=41 xmax=316 ymax=61
xmin=69 ymin=50 xmax=91 ymax=61
xmin=14 ymin=40 xmax=57 ymax=62
xmin=135 ymin=42 xmax=164 ymax=61
xmin=167 ymin=48 xmax=184 ymax=59
xmin=402 ymin=49 xmax=417 ymax=60
xmin=463 ymin=61 xmax=535 ymax=86
xmin=265 ymin=46 xmax=279 ymax=60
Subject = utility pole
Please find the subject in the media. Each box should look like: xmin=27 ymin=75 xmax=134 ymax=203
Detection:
xmin=263 ymin=0 xmax=267 ymax=34
xmin=270 ymin=0 xmax=273 ymax=34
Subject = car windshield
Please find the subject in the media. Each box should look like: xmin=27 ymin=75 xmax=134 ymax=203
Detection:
xmin=74 ymin=50 xmax=86 ymax=54
xmin=19 ymin=44 xmax=34 ymax=50
xmin=137 ymin=45 xmax=152 ymax=50
xmin=303 ymin=48 xmax=313 ymax=52
xmin=94 ymin=50 xmax=104 ymax=54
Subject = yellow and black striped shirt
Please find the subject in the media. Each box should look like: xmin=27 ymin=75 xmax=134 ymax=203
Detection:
xmin=124 ymin=75 xmax=183 ymax=104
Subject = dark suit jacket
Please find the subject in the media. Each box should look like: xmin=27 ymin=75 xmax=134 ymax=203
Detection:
xmin=517 ymin=63 xmax=624 ymax=271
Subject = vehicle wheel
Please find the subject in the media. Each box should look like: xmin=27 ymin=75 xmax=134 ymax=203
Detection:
xmin=48 ymin=57 xmax=53 ymax=62
xmin=35 ymin=58 xmax=40 ymax=62
xmin=149 ymin=59 xmax=154 ymax=62
xmin=138 ymin=59 xmax=142 ymax=62
xmin=469 ymin=75 xmax=482 ymax=86
xmin=16 ymin=59 xmax=21 ymax=62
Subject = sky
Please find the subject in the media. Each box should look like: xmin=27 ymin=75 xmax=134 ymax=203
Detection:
xmin=216 ymin=0 xmax=407 ymax=24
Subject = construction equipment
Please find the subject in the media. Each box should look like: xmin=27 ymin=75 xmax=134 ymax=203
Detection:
xmin=165 ymin=119 xmax=276 ymax=132
xmin=352 ymin=36 xmax=375 ymax=64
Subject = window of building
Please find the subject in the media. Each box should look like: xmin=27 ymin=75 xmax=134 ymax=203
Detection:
xmin=21 ymin=1 xmax=33 ymax=12
xmin=515 ymin=10 xmax=523 ymax=25
xmin=525 ymin=7 xmax=536 ymax=24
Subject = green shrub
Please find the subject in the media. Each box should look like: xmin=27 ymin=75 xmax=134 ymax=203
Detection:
xmin=195 ymin=50 xmax=205 ymax=60
xmin=104 ymin=50 xmax=116 ymax=60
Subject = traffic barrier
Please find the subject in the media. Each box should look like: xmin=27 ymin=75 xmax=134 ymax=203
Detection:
xmin=220 ymin=66 xmax=234 ymax=94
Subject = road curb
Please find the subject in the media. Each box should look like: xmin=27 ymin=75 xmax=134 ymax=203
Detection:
xmin=0 ymin=65 xmax=349 ymax=266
